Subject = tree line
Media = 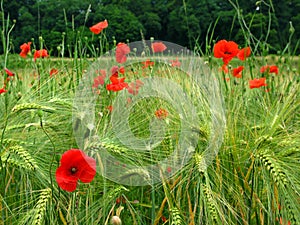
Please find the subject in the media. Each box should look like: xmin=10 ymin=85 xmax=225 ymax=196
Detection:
xmin=1 ymin=0 xmax=300 ymax=56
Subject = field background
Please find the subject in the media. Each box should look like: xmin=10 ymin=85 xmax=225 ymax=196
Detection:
xmin=1 ymin=0 xmax=300 ymax=225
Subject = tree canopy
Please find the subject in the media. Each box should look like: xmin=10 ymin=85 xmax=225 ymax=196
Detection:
xmin=1 ymin=0 xmax=299 ymax=55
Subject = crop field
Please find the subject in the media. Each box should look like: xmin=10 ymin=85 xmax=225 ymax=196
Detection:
xmin=0 ymin=0 xmax=299 ymax=225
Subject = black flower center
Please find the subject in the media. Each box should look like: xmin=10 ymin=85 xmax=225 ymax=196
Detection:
xmin=70 ymin=167 xmax=77 ymax=174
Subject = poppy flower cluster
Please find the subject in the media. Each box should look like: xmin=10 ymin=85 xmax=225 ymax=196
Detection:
xmin=127 ymin=80 xmax=144 ymax=95
xmin=170 ymin=58 xmax=181 ymax=67
xmin=155 ymin=108 xmax=168 ymax=119
xmin=276 ymin=204 xmax=291 ymax=225
xmin=260 ymin=65 xmax=279 ymax=75
xmin=247 ymin=64 xmax=279 ymax=89
xmin=0 ymin=68 xmax=16 ymax=95
xmin=56 ymin=149 xmax=96 ymax=192
xmin=106 ymin=67 xmax=128 ymax=92
xmin=141 ymin=59 xmax=155 ymax=69
xmin=213 ymin=40 xmax=250 ymax=65
xmin=248 ymin=64 xmax=279 ymax=89
xmin=214 ymin=40 xmax=251 ymax=76
xmin=34 ymin=49 xmax=49 ymax=61
xmin=19 ymin=41 xmax=49 ymax=62
xmin=213 ymin=39 xmax=279 ymax=90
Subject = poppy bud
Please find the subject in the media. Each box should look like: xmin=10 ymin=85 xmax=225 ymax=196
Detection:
xmin=289 ymin=21 xmax=295 ymax=34
xmin=37 ymin=110 xmax=43 ymax=118
xmin=111 ymin=216 xmax=122 ymax=225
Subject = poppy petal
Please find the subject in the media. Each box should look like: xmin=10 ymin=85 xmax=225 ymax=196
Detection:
xmin=116 ymin=43 xmax=130 ymax=64
xmin=152 ymin=42 xmax=167 ymax=53
xmin=249 ymin=77 xmax=267 ymax=89
xmin=56 ymin=166 xmax=79 ymax=192
xmin=0 ymin=88 xmax=7 ymax=94
xmin=237 ymin=47 xmax=251 ymax=60
xmin=4 ymin=68 xmax=14 ymax=77
xmin=60 ymin=149 xmax=85 ymax=165
xmin=90 ymin=20 xmax=108 ymax=34
xmin=78 ymin=156 xmax=97 ymax=183
xmin=232 ymin=66 xmax=244 ymax=78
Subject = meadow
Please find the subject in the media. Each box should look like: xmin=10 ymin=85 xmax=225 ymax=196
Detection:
xmin=0 ymin=1 xmax=300 ymax=225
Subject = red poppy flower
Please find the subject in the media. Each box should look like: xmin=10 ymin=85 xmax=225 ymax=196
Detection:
xmin=4 ymin=68 xmax=14 ymax=77
xmin=141 ymin=59 xmax=155 ymax=69
xmin=249 ymin=77 xmax=267 ymax=89
xmin=232 ymin=66 xmax=244 ymax=78
xmin=155 ymin=108 xmax=168 ymax=119
xmin=116 ymin=43 xmax=130 ymax=64
xmin=92 ymin=70 xmax=106 ymax=88
xmin=213 ymin=40 xmax=239 ymax=65
xmin=269 ymin=65 xmax=279 ymax=74
xmin=56 ymin=149 xmax=96 ymax=192
xmin=89 ymin=19 xmax=108 ymax=34
xmin=166 ymin=167 xmax=172 ymax=173
xmin=237 ymin=47 xmax=251 ymax=61
xmin=260 ymin=65 xmax=279 ymax=75
xmin=152 ymin=42 xmax=167 ymax=53
xmin=260 ymin=66 xmax=268 ymax=73
xmin=107 ymin=105 xmax=113 ymax=112
xmin=106 ymin=73 xmax=128 ymax=92
xmin=19 ymin=42 xmax=31 ymax=58
xmin=170 ymin=58 xmax=181 ymax=67
xmin=0 ymin=88 xmax=7 ymax=94
xmin=277 ymin=217 xmax=291 ymax=225
xmin=34 ymin=49 xmax=49 ymax=61
xmin=118 ymin=66 xmax=125 ymax=74
xmin=127 ymin=79 xmax=144 ymax=95
xmin=49 ymin=68 xmax=58 ymax=77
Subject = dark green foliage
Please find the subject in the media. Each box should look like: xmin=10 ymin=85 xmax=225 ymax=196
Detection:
xmin=1 ymin=0 xmax=300 ymax=54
